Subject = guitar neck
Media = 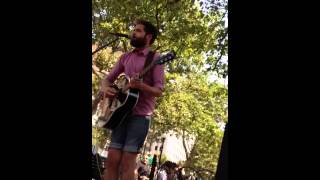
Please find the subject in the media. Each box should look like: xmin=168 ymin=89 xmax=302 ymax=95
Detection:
xmin=139 ymin=60 xmax=157 ymax=78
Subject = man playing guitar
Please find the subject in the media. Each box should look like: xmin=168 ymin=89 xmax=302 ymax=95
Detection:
xmin=100 ymin=19 xmax=165 ymax=180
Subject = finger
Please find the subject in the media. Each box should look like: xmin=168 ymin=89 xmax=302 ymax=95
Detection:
xmin=109 ymin=88 xmax=117 ymax=93
xmin=106 ymin=91 xmax=116 ymax=97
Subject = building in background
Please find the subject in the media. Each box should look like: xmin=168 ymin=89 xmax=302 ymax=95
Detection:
xmin=146 ymin=131 xmax=195 ymax=163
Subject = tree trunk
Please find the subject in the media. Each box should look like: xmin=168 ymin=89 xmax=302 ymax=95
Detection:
xmin=182 ymin=129 xmax=189 ymax=160
xmin=183 ymin=138 xmax=198 ymax=168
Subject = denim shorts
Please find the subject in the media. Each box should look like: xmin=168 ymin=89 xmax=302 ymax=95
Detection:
xmin=108 ymin=115 xmax=151 ymax=153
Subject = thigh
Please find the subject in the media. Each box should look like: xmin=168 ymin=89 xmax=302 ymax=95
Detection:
xmin=108 ymin=118 xmax=128 ymax=150
xmin=123 ymin=116 xmax=151 ymax=153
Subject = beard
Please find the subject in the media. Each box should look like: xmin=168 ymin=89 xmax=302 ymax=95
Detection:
xmin=130 ymin=35 xmax=147 ymax=48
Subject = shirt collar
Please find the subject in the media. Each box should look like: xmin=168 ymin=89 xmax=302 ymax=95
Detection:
xmin=132 ymin=47 xmax=150 ymax=56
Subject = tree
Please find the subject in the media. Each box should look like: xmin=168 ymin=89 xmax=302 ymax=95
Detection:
xmin=148 ymin=73 xmax=227 ymax=178
xmin=91 ymin=0 xmax=228 ymax=177
xmin=92 ymin=0 xmax=228 ymax=76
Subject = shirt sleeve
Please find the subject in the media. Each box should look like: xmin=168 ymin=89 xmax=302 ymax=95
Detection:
xmin=152 ymin=53 xmax=165 ymax=91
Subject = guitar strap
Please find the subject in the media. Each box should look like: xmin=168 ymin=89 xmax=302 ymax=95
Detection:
xmin=141 ymin=50 xmax=156 ymax=79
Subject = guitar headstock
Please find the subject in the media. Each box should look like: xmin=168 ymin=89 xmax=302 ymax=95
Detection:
xmin=156 ymin=51 xmax=176 ymax=65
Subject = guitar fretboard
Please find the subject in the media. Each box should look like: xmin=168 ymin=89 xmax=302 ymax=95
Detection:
xmin=139 ymin=59 xmax=157 ymax=78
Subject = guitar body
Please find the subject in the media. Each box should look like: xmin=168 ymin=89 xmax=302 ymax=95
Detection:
xmin=104 ymin=88 xmax=139 ymax=129
xmin=96 ymin=75 xmax=139 ymax=130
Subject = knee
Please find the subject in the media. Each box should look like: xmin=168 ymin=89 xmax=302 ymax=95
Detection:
xmin=106 ymin=152 xmax=121 ymax=169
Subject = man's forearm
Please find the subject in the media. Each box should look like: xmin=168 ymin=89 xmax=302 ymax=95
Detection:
xmin=139 ymin=83 xmax=163 ymax=97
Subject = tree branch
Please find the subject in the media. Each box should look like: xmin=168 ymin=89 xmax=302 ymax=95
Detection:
xmin=92 ymin=38 xmax=119 ymax=55
xmin=155 ymin=45 xmax=162 ymax=51
xmin=156 ymin=5 xmax=160 ymax=31
xmin=209 ymin=31 xmax=228 ymax=72
xmin=122 ymin=39 xmax=128 ymax=52
xmin=154 ymin=1 xmax=164 ymax=53
xmin=210 ymin=7 xmax=228 ymax=72
xmin=211 ymin=53 xmax=223 ymax=72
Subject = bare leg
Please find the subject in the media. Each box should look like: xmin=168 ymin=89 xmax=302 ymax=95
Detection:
xmin=104 ymin=148 xmax=122 ymax=180
xmin=119 ymin=152 xmax=138 ymax=180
